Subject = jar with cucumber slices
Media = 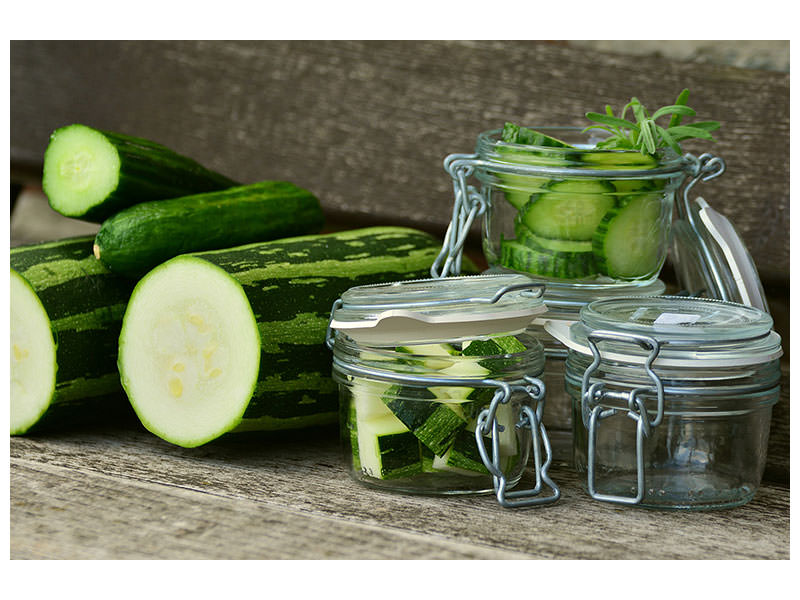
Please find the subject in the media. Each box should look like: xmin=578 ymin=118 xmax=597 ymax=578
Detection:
xmin=327 ymin=274 xmax=560 ymax=505
xmin=475 ymin=125 xmax=685 ymax=285
xmin=433 ymin=91 xmax=723 ymax=287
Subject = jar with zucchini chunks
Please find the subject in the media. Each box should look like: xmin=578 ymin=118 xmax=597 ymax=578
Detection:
xmin=327 ymin=274 xmax=559 ymax=505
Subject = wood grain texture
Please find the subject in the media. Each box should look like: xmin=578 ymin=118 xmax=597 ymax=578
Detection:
xmin=10 ymin=425 xmax=789 ymax=560
xmin=10 ymin=40 xmax=789 ymax=285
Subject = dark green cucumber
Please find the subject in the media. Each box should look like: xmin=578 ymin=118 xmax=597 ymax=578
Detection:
xmin=94 ymin=181 xmax=324 ymax=278
xmin=356 ymin=414 xmax=423 ymax=480
xmin=43 ymin=124 xmax=237 ymax=222
xmin=593 ymin=195 xmax=664 ymax=279
xmin=117 ymin=226 xmax=452 ymax=448
xmin=520 ymin=179 xmax=616 ymax=241
xmin=500 ymin=239 xmax=597 ymax=279
xmin=10 ymin=237 xmax=136 ymax=434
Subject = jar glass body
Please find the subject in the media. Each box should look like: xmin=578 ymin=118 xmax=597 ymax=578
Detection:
xmin=474 ymin=127 xmax=687 ymax=286
xmin=565 ymin=351 xmax=781 ymax=509
xmin=332 ymin=331 xmax=545 ymax=495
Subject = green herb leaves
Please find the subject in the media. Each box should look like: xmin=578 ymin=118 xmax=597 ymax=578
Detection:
xmin=583 ymin=89 xmax=720 ymax=155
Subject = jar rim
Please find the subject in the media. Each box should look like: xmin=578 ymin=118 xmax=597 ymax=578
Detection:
xmin=332 ymin=331 xmax=545 ymax=385
xmin=475 ymin=127 xmax=688 ymax=176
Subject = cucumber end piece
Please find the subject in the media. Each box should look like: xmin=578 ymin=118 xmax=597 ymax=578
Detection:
xmin=118 ymin=256 xmax=261 ymax=448
xmin=43 ymin=124 xmax=121 ymax=218
xmin=10 ymin=270 xmax=57 ymax=435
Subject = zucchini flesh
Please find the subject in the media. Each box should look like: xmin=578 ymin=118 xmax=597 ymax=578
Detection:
xmin=117 ymin=226 xmax=448 ymax=447
xmin=345 ymin=338 xmax=525 ymax=481
xmin=10 ymin=237 xmax=136 ymax=434
xmin=593 ymin=195 xmax=664 ymax=279
xmin=43 ymin=124 xmax=237 ymax=222
xmin=10 ymin=270 xmax=57 ymax=434
xmin=93 ymin=181 xmax=324 ymax=278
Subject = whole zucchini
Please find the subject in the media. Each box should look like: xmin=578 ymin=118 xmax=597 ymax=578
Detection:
xmin=43 ymin=124 xmax=237 ymax=222
xmin=10 ymin=237 xmax=135 ymax=434
xmin=117 ymin=226 xmax=463 ymax=448
xmin=93 ymin=181 xmax=325 ymax=277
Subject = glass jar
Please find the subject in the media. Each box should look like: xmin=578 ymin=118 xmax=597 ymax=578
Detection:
xmin=326 ymin=274 xmax=560 ymax=507
xmin=525 ymin=278 xmax=666 ymax=440
xmin=435 ymin=127 xmax=721 ymax=286
xmin=551 ymin=295 xmax=782 ymax=510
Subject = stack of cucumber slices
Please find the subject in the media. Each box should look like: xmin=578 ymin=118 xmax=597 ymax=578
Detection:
xmin=495 ymin=123 xmax=667 ymax=281
xmin=347 ymin=337 xmax=526 ymax=481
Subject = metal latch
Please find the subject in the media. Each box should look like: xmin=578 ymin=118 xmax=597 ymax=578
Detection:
xmin=580 ymin=330 xmax=664 ymax=505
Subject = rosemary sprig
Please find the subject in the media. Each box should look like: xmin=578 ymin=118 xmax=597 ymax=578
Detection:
xmin=583 ymin=89 xmax=720 ymax=155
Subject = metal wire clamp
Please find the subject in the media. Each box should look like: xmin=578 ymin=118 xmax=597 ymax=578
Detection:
xmin=580 ymin=330 xmax=664 ymax=505
xmin=474 ymin=375 xmax=560 ymax=507
xmin=431 ymin=153 xmax=485 ymax=278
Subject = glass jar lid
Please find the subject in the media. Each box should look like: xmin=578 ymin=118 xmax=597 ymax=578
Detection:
xmin=547 ymin=295 xmax=782 ymax=367
xmin=329 ymin=274 xmax=546 ymax=346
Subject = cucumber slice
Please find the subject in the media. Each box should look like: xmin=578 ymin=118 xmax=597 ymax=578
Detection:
xmin=494 ymin=123 xmax=575 ymax=210
xmin=520 ymin=179 xmax=616 ymax=241
xmin=500 ymin=123 xmax=573 ymax=148
xmin=515 ymin=220 xmax=593 ymax=253
xmin=118 ymin=256 xmax=262 ymax=448
xmin=593 ymin=195 xmax=664 ymax=279
xmin=578 ymin=150 xmax=660 ymax=169
xmin=356 ymin=413 xmax=423 ymax=480
xmin=10 ymin=270 xmax=57 ymax=435
xmin=500 ymin=239 xmax=597 ymax=279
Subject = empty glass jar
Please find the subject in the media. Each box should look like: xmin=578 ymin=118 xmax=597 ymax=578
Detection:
xmin=552 ymin=295 xmax=782 ymax=510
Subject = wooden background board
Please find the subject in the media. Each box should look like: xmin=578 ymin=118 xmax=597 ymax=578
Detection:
xmin=10 ymin=40 xmax=789 ymax=283
xmin=9 ymin=40 xmax=790 ymax=560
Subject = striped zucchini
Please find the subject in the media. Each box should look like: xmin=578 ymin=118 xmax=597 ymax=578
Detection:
xmin=93 ymin=181 xmax=325 ymax=277
xmin=10 ymin=237 xmax=135 ymax=434
xmin=117 ymin=226 xmax=460 ymax=448
xmin=43 ymin=124 xmax=237 ymax=222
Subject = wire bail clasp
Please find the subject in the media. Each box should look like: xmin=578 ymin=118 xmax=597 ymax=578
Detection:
xmin=580 ymin=330 xmax=664 ymax=505
xmin=431 ymin=153 xmax=486 ymax=278
xmin=475 ymin=376 xmax=560 ymax=507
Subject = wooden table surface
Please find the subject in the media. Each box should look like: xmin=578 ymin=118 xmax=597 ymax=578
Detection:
xmin=10 ymin=418 xmax=789 ymax=560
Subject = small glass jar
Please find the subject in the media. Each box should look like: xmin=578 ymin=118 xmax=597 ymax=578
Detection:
xmin=524 ymin=278 xmax=666 ymax=436
xmin=326 ymin=274 xmax=560 ymax=506
xmin=436 ymin=127 xmax=718 ymax=286
xmin=553 ymin=295 xmax=782 ymax=510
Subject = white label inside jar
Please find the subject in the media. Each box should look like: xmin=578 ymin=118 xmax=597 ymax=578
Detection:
xmin=653 ymin=312 xmax=703 ymax=326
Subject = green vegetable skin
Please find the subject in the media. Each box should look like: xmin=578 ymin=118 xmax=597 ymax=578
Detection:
xmin=10 ymin=237 xmax=136 ymax=435
xmin=94 ymin=181 xmax=325 ymax=278
xmin=118 ymin=226 xmax=461 ymax=448
xmin=43 ymin=124 xmax=237 ymax=222
xmin=347 ymin=337 xmax=525 ymax=481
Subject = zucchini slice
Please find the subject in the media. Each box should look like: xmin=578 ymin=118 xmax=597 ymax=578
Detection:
xmin=10 ymin=270 xmax=57 ymax=434
xmin=118 ymin=257 xmax=262 ymax=448
xmin=593 ymin=195 xmax=664 ymax=279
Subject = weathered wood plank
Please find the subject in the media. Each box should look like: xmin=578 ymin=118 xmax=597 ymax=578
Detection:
xmin=11 ymin=459 xmax=528 ymax=560
xmin=10 ymin=426 xmax=789 ymax=560
xmin=10 ymin=40 xmax=789 ymax=285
